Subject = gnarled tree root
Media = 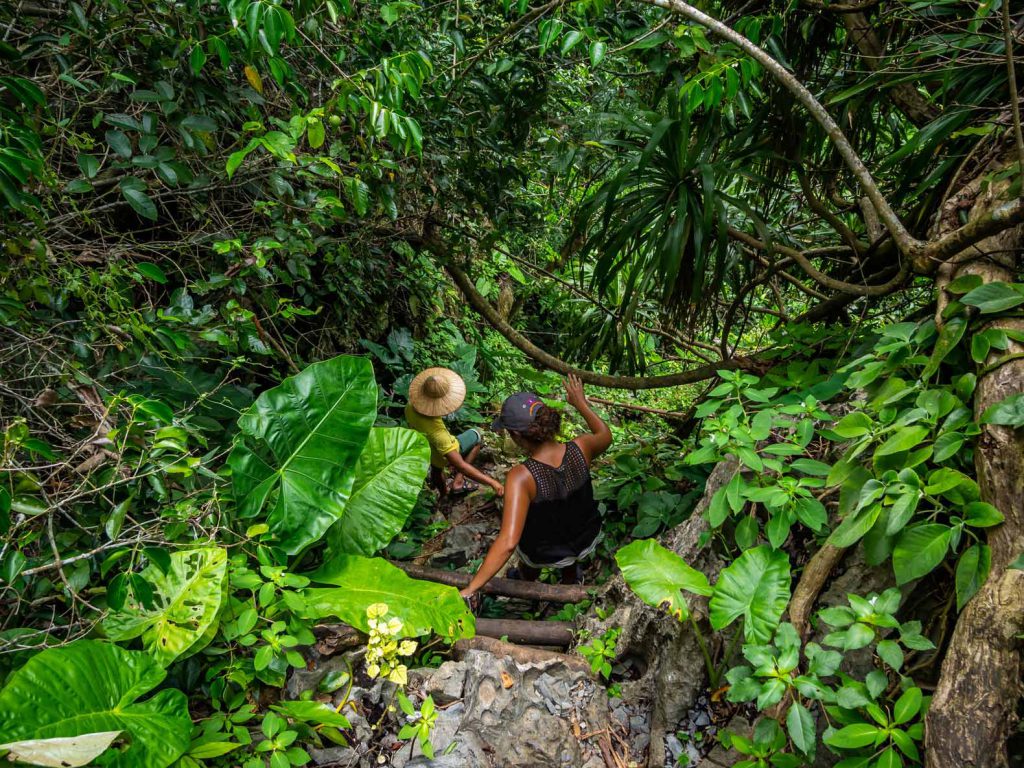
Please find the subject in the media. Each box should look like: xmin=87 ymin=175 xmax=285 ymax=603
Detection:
xmin=789 ymin=543 xmax=847 ymax=637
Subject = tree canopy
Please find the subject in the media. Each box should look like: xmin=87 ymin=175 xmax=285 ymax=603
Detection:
xmin=1 ymin=1 xmax=1023 ymax=766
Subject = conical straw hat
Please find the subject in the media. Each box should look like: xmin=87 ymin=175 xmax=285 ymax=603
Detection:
xmin=408 ymin=367 xmax=466 ymax=417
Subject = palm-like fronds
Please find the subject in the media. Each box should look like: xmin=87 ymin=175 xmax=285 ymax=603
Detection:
xmin=570 ymin=95 xmax=729 ymax=327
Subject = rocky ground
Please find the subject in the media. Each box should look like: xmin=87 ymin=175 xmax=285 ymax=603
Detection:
xmin=288 ymin=451 xmax=743 ymax=768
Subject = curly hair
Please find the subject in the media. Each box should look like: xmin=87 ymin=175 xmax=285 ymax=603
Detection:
xmin=515 ymin=404 xmax=562 ymax=443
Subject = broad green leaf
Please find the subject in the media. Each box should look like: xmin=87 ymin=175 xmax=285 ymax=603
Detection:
xmin=120 ymin=183 xmax=157 ymax=220
xmin=962 ymin=501 xmax=1004 ymax=527
xmin=0 ymin=732 xmax=122 ymax=767
xmin=828 ymin=503 xmax=881 ymax=548
xmin=77 ymin=154 xmax=99 ymax=179
xmin=343 ymin=177 xmax=370 ymax=216
xmin=302 ymin=555 xmax=474 ymax=642
xmin=103 ymin=547 xmax=227 ymax=666
xmin=326 ymin=427 xmax=429 ymax=556
xmin=954 ymin=543 xmax=990 ymax=611
xmin=875 ymin=426 xmax=929 ymax=458
xmin=946 ymin=274 xmax=983 ymax=294
xmin=893 ymin=687 xmax=922 ymax=724
xmin=924 ymin=467 xmax=976 ymax=497
xmin=960 ymin=281 xmax=1024 ymax=314
xmin=0 ymin=641 xmax=191 ymax=768
xmin=615 ymin=539 xmax=712 ymax=621
xmin=105 ymin=129 xmax=132 ymax=158
xmin=272 ymin=701 xmax=350 ymax=729
xmin=832 ymin=412 xmax=872 ymax=438
xmin=891 ymin=729 xmax=920 ymax=761
xmin=709 ymin=545 xmax=790 ymax=642
xmin=560 ymin=30 xmax=584 ymax=55
xmin=228 ymin=355 xmax=377 ymax=555
xmin=979 ymin=393 xmax=1024 ymax=427
xmin=188 ymin=45 xmax=206 ymax=75
xmin=135 ymin=262 xmax=167 ymax=284
xmin=306 ymin=118 xmax=325 ymax=149
xmin=876 ymin=639 xmax=904 ymax=670
xmin=786 ymin=701 xmax=815 ymax=755
xmin=590 ymin=41 xmax=607 ymax=67
xmin=877 ymin=747 xmax=904 ymax=768
xmin=893 ymin=524 xmax=951 ymax=585
xmin=824 ymin=723 xmax=881 ymax=749
xmin=922 ymin=315 xmax=967 ymax=377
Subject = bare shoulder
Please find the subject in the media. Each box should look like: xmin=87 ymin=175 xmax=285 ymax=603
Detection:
xmin=506 ymin=463 xmax=536 ymax=496
xmin=506 ymin=464 xmax=531 ymax=484
xmin=571 ymin=435 xmax=597 ymax=463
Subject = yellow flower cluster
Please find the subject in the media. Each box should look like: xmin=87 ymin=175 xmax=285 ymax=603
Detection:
xmin=365 ymin=603 xmax=418 ymax=685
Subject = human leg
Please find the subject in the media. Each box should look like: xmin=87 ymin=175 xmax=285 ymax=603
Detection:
xmin=431 ymin=465 xmax=448 ymax=497
xmin=450 ymin=429 xmax=482 ymax=491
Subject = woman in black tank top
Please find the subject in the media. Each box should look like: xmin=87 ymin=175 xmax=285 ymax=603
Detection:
xmin=460 ymin=375 xmax=613 ymax=599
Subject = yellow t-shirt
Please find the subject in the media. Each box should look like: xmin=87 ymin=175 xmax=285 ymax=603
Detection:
xmin=405 ymin=403 xmax=459 ymax=469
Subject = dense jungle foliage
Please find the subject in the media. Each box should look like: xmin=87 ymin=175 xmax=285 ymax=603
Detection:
xmin=1 ymin=0 xmax=1023 ymax=766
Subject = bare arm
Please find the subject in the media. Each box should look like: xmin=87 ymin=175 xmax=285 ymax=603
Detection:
xmin=564 ymin=374 xmax=612 ymax=463
xmin=445 ymin=450 xmax=504 ymax=496
xmin=460 ymin=466 xmax=531 ymax=596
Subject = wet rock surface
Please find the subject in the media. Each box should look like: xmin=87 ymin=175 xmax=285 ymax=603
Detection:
xmin=295 ymin=644 xmax=631 ymax=768
xmin=400 ymin=648 xmax=611 ymax=768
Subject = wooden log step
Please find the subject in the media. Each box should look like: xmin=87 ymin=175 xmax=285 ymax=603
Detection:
xmin=453 ymin=635 xmax=592 ymax=674
xmin=390 ymin=561 xmax=590 ymax=604
xmin=473 ymin=618 xmax=574 ymax=646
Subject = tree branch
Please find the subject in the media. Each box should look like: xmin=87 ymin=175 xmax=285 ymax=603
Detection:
xmin=635 ymin=0 xmax=923 ymax=258
xmin=422 ymin=236 xmax=764 ymax=389
xmin=800 ymin=0 xmax=882 ymax=12
xmin=842 ymin=11 xmax=940 ymax=127
xmin=1003 ymin=0 xmax=1024 ymax=184
xmin=921 ymin=197 xmax=1024 ymax=268
xmin=795 ymin=167 xmax=864 ymax=254
xmin=728 ymin=227 xmax=910 ymax=296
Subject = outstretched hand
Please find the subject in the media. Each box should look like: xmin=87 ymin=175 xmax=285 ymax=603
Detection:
xmin=564 ymin=373 xmax=587 ymax=409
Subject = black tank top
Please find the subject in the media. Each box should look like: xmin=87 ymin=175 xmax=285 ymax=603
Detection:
xmin=518 ymin=441 xmax=602 ymax=563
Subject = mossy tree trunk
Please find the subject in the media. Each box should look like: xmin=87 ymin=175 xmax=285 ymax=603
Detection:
xmin=924 ymin=161 xmax=1024 ymax=768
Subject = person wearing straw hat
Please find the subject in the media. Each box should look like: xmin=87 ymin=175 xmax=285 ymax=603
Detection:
xmin=405 ymin=367 xmax=504 ymax=498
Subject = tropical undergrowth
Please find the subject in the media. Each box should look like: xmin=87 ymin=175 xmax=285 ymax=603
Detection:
xmin=0 ymin=350 xmax=482 ymax=767
xmin=616 ymin=290 xmax=1024 ymax=767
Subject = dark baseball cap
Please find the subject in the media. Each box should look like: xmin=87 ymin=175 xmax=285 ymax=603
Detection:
xmin=491 ymin=392 xmax=543 ymax=432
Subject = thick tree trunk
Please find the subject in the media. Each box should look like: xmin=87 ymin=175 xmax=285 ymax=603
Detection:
xmin=924 ymin=166 xmax=1024 ymax=768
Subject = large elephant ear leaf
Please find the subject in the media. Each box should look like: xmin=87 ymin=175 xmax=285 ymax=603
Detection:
xmin=0 ymin=641 xmax=191 ymax=768
xmin=302 ymin=555 xmax=475 ymax=642
xmin=327 ymin=427 xmax=430 ymax=556
xmin=229 ymin=355 xmax=378 ymax=554
xmin=615 ymin=539 xmax=712 ymax=621
xmin=103 ymin=546 xmax=227 ymax=666
xmin=0 ymin=732 xmax=122 ymax=767
xmin=709 ymin=545 xmax=791 ymax=643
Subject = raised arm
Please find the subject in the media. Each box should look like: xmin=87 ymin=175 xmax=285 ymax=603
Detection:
xmin=564 ymin=373 xmax=612 ymax=463
xmin=459 ymin=465 xmax=531 ymax=597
